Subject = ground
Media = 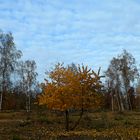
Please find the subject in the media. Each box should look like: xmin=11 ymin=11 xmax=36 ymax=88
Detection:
xmin=0 ymin=110 xmax=140 ymax=140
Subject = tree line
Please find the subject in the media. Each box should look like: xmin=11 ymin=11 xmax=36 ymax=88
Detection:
xmin=0 ymin=31 xmax=38 ymax=111
xmin=105 ymin=50 xmax=140 ymax=111
xmin=1 ymin=31 xmax=140 ymax=130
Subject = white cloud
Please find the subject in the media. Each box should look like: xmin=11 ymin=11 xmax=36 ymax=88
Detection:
xmin=0 ymin=0 xmax=140 ymax=81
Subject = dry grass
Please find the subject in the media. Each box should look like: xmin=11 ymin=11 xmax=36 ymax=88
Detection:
xmin=0 ymin=111 xmax=140 ymax=139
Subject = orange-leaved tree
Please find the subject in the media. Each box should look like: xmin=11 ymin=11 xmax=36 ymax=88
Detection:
xmin=37 ymin=63 xmax=103 ymax=131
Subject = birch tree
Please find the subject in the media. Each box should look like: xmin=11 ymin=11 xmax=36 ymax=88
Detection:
xmin=24 ymin=60 xmax=38 ymax=112
xmin=105 ymin=50 xmax=139 ymax=111
xmin=0 ymin=31 xmax=22 ymax=111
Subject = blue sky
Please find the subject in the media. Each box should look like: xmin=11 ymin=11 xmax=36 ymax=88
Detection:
xmin=0 ymin=0 xmax=140 ymax=81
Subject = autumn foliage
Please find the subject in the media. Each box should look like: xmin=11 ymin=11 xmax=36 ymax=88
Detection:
xmin=37 ymin=63 xmax=103 ymax=130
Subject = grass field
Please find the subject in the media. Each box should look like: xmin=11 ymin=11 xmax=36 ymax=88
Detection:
xmin=0 ymin=111 xmax=140 ymax=140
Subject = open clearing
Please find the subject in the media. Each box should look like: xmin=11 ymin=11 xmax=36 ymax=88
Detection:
xmin=0 ymin=111 xmax=140 ymax=140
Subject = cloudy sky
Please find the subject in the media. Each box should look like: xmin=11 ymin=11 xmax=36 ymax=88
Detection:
xmin=0 ymin=0 xmax=140 ymax=81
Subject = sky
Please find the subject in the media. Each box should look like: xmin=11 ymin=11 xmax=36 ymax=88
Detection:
xmin=0 ymin=0 xmax=140 ymax=81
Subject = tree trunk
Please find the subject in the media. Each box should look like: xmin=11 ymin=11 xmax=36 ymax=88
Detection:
xmin=71 ymin=86 xmax=84 ymax=130
xmin=26 ymin=101 xmax=28 ymax=112
xmin=26 ymin=92 xmax=31 ymax=112
xmin=119 ymin=92 xmax=124 ymax=112
xmin=0 ymin=92 xmax=3 ymax=112
xmin=65 ymin=110 xmax=69 ymax=131
xmin=71 ymin=108 xmax=84 ymax=130
xmin=111 ymin=91 xmax=114 ymax=111
xmin=26 ymin=94 xmax=29 ymax=112
xmin=28 ymin=95 xmax=31 ymax=112
xmin=116 ymin=89 xmax=121 ymax=112
xmin=127 ymin=94 xmax=132 ymax=110
xmin=115 ymin=88 xmax=124 ymax=112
